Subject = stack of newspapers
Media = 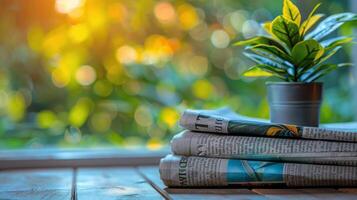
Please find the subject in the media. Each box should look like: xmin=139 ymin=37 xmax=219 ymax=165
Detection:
xmin=159 ymin=108 xmax=357 ymax=187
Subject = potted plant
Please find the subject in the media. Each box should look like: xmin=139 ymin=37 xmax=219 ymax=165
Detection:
xmin=234 ymin=0 xmax=356 ymax=127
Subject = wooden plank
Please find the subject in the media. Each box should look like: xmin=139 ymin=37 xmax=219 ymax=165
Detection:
xmin=253 ymin=189 xmax=319 ymax=200
xmin=254 ymin=188 xmax=357 ymax=200
xmin=138 ymin=166 xmax=268 ymax=200
xmin=298 ymin=188 xmax=357 ymax=200
xmin=0 ymin=168 xmax=73 ymax=200
xmin=338 ymin=188 xmax=357 ymax=194
xmin=76 ymin=167 xmax=163 ymax=200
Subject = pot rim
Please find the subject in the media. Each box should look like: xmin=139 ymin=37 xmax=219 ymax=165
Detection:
xmin=266 ymin=81 xmax=323 ymax=86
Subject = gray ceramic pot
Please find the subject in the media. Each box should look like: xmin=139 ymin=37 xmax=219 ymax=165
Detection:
xmin=267 ymin=82 xmax=323 ymax=127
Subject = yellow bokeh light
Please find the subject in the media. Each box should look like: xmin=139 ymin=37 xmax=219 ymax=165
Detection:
xmin=178 ymin=3 xmax=199 ymax=30
xmin=42 ymin=27 xmax=67 ymax=58
xmin=143 ymin=35 xmax=173 ymax=65
xmin=37 ymin=110 xmax=57 ymax=129
xmin=27 ymin=27 xmax=44 ymax=52
xmin=68 ymin=24 xmax=89 ymax=43
xmin=108 ymin=3 xmax=128 ymax=23
xmin=55 ymin=0 xmax=85 ymax=14
xmin=116 ymin=45 xmax=138 ymax=64
xmin=87 ymin=3 xmax=107 ymax=31
xmin=69 ymin=98 xmax=93 ymax=127
xmin=160 ymin=107 xmax=179 ymax=128
xmin=75 ymin=65 xmax=97 ymax=86
xmin=154 ymin=2 xmax=177 ymax=24
xmin=146 ymin=138 xmax=163 ymax=150
xmin=7 ymin=92 xmax=26 ymax=122
xmin=52 ymin=67 xmax=71 ymax=88
xmin=192 ymin=79 xmax=214 ymax=99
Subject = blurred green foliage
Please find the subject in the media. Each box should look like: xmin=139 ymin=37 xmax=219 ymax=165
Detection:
xmin=0 ymin=0 xmax=355 ymax=149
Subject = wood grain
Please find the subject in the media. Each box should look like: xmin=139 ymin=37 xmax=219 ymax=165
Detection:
xmin=253 ymin=188 xmax=357 ymax=200
xmin=0 ymin=168 xmax=73 ymax=200
xmin=138 ymin=166 xmax=268 ymax=200
xmin=76 ymin=167 xmax=163 ymax=200
xmin=298 ymin=188 xmax=357 ymax=200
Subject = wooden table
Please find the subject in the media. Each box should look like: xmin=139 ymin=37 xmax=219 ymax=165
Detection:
xmin=1 ymin=166 xmax=357 ymax=200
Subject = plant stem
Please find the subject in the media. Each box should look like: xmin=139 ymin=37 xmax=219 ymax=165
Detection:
xmin=293 ymin=65 xmax=298 ymax=82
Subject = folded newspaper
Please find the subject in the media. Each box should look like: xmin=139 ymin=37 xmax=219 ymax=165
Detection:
xmin=179 ymin=108 xmax=357 ymax=142
xmin=159 ymin=108 xmax=357 ymax=187
xmin=171 ymin=130 xmax=357 ymax=166
xmin=160 ymin=154 xmax=357 ymax=187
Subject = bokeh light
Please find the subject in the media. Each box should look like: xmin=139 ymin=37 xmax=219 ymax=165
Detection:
xmin=116 ymin=45 xmax=138 ymax=64
xmin=75 ymin=65 xmax=97 ymax=86
xmin=0 ymin=0 xmax=354 ymax=149
xmin=211 ymin=29 xmax=230 ymax=48
xmin=154 ymin=2 xmax=177 ymax=24
xmin=55 ymin=0 xmax=84 ymax=14
xmin=178 ymin=3 xmax=199 ymax=30
xmin=37 ymin=110 xmax=58 ymax=129
xmin=192 ymin=79 xmax=214 ymax=99
xmin=134 ymin=106 xmax=153 ymax=127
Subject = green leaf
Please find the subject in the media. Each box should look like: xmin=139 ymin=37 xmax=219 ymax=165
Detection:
xmin=243 ymin=64 xmax=286 ymax=80
xmin=283 ymin=0 xmax=301 ymax=25
xmin=272 ymin=16 xmax=300 ymax=48
xmin=305 ymin=12 xmax=357 ymax=41
xmin=247 ymin=44 xmax=293 ymax=63
xmin=243 ymin=52 xmax=292 ymax=71
xmin=299 ymin=3 xmax=322 ymax=36
xmin=320 ymin=36 xmax=353 ymax=51
xmin=291 ymin=39 xmax=324 ymax=67
xmin=300 ymin=14 xmax=324 ymax=37
xmin=243 ymin=66 xmax=273 ymax=77
xmin=302 ymin=63 xmax=352 ymax=82
xmin=318 ymin=46 xmax=342 ymax=64
xmin=297 ymin=46 xmax=341 ymax=78
xmin=233 ymin=36 xmax=287 ymax=53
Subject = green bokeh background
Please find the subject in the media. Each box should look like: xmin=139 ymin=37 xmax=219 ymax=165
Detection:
xmin=0 ymin=0 xmax=355 ymax=149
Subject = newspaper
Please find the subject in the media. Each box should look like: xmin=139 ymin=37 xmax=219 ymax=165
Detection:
xmin=171 ymin=131 xmax=357 ymax=166
xmin=160 ymin=154 xmax=357 ymax=187
xmin=179 ymin=107 xmax=357 ymax=142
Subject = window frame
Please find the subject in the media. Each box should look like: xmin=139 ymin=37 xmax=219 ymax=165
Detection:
xmin=0 ymin=148 xmax=168 ymax=169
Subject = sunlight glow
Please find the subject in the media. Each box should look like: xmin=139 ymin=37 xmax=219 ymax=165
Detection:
xmin=68 ymin=24 xmax=89 ymax=43
xmin=154 ymin=2 xmax=177 ymax=24
xmin=116 ymin=45 xmax=138 ymax=64
xmin=55 ymin=0 xmax=84 ymax=14
xmin=52 ymin=67 xmax=71 ymax=88
xmin=147 ymin=138 xmax=163 ymax=150
xmin=160 ymin=107 xmax=179 ymax=128
xmin=178 ymin=3 xmax=199 ymax=30
xmin=75 ymin=65 xmax=97 ymax=86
